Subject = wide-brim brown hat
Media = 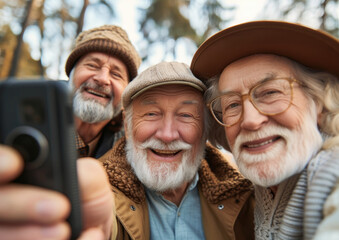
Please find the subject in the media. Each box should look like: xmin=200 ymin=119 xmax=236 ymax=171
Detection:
xmin=190 ymin=21 xmax=339 ymax=81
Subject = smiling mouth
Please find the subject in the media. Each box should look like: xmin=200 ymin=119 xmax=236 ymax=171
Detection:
xmin=243 ymin=136 xmax=281 ymax=149
xmin=151 ymin=149 xmax=181 ymax=157
xmin=85 ymin=88 xmax=110 ymax=98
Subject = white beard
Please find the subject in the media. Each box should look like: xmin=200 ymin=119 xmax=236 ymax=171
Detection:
xmin=69 ymin=76 xmax=121 ymax=123
xmin=232 ymin=103 xmax=323 ymax=187
xmin=125 ymin=132 xmax=205 ymax=192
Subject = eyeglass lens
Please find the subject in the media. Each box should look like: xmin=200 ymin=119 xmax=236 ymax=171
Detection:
xmin=211 ymin=78 xmax=293 ymax=126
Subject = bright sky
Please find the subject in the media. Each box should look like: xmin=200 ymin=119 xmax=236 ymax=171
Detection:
xmin=82 ymin=0 xmax=268 ymax=75
xmin=110 ymin=0 xmax=268 ymax=41
xmin=34 ymin=0 xmax=333 ymax=79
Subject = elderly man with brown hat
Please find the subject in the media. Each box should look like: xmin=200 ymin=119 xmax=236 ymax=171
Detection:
xmin=100 ymin=61 xmax=254 ymax=240
xmin=65 ymin=25 xmax=141 ymax=159
xmin=191 ymin=20 xmax=339 ymax=239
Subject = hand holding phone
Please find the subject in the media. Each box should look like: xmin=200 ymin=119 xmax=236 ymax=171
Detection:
xmin=0 ymin=144 xmax=114 ymax=240
xmin=0 ymin=79 xmax=82 ymax=239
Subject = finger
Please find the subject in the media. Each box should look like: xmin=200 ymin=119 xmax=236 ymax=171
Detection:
xmin=77 ymin=158 xmax=112 ymax=201
xmin=0 ymin=145 xmax=24 ymax=183
xmin=77 ymin=228 xmax=104 ymax=240
xmin=77 ymin=158 xmax=114 ymax=238
xmin=0 ymin=222 xmax=70 ymax=240
xmin=0 ymin=185 xmax=70 ymax=224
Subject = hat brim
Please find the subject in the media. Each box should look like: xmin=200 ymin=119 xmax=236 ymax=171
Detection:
xmin=190 ymin=21 xmax=339 ymax=81
xmin=131 ymin=81 xmax=204 ymax=100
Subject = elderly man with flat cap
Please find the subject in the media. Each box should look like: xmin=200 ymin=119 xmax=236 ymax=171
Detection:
xmin=101 ymin=61 xmax=254 ymax=240
xmin=191 ymin=20 xmax=339 ymax=239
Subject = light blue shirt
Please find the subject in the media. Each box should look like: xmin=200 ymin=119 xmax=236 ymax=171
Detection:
xmin=145 ymin=173 xmax=205 ymax=240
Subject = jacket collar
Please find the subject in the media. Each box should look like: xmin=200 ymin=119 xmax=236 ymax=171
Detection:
xmin=102 ymin=137 xmax=252 ymax=204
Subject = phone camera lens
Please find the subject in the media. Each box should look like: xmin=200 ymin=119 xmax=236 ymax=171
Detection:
xmin=12 ymin=133 xmax=40 ymax=163
xmin=5 ymin=126 xmax=48 ymax=170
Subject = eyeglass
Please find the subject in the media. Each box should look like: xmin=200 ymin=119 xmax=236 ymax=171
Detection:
xmin=207 ymin=78 xmax=301 ymax=127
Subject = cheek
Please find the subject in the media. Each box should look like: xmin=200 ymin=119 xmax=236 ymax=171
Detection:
xmin=271 ymin=106 xmax=310 ymax=130
xmin=133 ymin=122 xmax=156 ymax=143
xmin=73 ymin=69 xmax=90 ymax=88
xmin=113 ymin=83 xmax=127 ymax=105
xmin=275 ymin=92 xmax=317 ymax=130
xmin=225 ymin=125 xmax=239 ymax=149
xmin=180 ymin=123 xmax=204 ymax=149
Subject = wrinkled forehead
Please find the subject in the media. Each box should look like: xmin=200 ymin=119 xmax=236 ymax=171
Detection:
xmin=219 ymin=54 xmax=295 ymax=91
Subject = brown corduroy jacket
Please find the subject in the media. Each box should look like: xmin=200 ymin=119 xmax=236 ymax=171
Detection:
xmin=101 ymin=137 xmax=255 ymax=240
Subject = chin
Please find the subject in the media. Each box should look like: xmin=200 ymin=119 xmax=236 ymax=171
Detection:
xmin=239 ymin=160 xmax=295 ymax=187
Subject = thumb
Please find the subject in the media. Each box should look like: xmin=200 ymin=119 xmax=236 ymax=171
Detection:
xmin=77 ymin=158 xmax=114 ymax=239
xmin=0 ymin=145 xmax=24 ymax=183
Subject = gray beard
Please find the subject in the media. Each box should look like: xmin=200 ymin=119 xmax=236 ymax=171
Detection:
xmin=73 ymin=89 xmax=121 ymax=123
xmin=231 ymin=102 xmax=323 ymax=187
xmin=125 ymin=132 xmax=205 ymax=192
xmin=68 ymin=69 xmax=121 ymax=124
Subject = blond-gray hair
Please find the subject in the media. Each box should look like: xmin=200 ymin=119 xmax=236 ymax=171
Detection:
xmin=205 ymin=57 xmax=339 ymax=150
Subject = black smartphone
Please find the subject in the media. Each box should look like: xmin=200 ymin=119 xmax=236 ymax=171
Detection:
xmin=0 ymin=79 xmax=82 ymax=239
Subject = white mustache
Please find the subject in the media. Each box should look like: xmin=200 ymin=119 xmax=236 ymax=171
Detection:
xmin=234 ymin=124 xmax=290 ymax=150
xmin=139 ymin=138 xmax=192 ymax=151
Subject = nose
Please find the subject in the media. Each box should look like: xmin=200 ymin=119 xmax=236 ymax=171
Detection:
xmin=240 ymin=99 xmax=268 ymax=130
xmin=93 ymin=67 xmax=111 ymax=86
xmin=154 ymin=115 xmax=180 ymax=143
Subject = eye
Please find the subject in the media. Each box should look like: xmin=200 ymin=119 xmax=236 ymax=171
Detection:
xmin=85 ymin=63 xmax=99 ymax=69
xmin=257 ymin=89 xmax=282 ymax=97
xmin=254 ymin=88 xmax=286 ymax=104
xmin=145 ymin=112 xmax=157 ymax=116
xmin=142 ymin=111 xmax=161 ymax=120
xmin=110 ymin=71 xmax=122 ymax=79
xmin=179 ymin=113 xmax=193 ymax=118
xmin=227 ymin=102 xmax=240 ymax=110
xmin=222 ymin=99 xmax=241 ymax=112
xmin=177 ymin=112 xmax=199 ymax=123
xmin=222 ymin=100 xmax=241 ymax=118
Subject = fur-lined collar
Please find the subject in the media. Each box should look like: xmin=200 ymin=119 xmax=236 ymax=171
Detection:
xmin=102 ymin=137 xmax=252 ymax=204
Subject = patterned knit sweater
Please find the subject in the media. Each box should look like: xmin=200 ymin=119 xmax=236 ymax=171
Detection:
xmin=254 ymin=148 xmax=339 ymax=240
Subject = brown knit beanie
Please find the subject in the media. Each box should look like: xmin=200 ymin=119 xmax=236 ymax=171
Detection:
xmin=65 ymin=25 xmax=141 ymax=80
xmin=122 ymin=61 xmax=206 ymax=109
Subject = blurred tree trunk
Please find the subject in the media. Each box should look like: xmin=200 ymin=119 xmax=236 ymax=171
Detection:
xmin=76 ymin=0 xmax=89 ymax=36
xmin=37 ymin=0 xmax=45 ymax=76
xmin=319 ymin=0 xmax=329 ymax=31
xmin=139 ymin=0 xmax=231 ymax=62
xmin=264 ymin=0 xmax=338 ymax=37
xmin=8 ymin=0 xmax=35 ymax=77
xmin=57 ymin=0 xmax=67 ymax=78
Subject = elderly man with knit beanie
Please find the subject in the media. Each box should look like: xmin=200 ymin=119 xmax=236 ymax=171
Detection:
xmin=100 ymin=61 xmax=254 ymax=240
xmin=65 ymin=25 xmax=141 ymax=158
xmin=0 ymin=25 xmax=140 ymax=240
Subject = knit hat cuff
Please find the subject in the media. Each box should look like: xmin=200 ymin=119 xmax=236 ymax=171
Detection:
xmin=65 ymin=38 xmax=139 ymax=80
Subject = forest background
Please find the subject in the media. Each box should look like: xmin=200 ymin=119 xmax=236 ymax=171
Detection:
xmin=0 ymin=0 xmax=338 ymax=80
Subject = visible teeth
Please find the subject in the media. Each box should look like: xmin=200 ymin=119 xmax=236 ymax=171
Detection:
xmin=153 ymin=149 xmax=179 ymax=154
xmin=87 ymin=89 xmax=106 ymax=97
xmin=247 ymin=139 xmax=274 ymax=148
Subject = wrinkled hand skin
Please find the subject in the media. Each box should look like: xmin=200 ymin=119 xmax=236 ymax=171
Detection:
xmin=0 ymin=145 xmax=114 ymax=240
